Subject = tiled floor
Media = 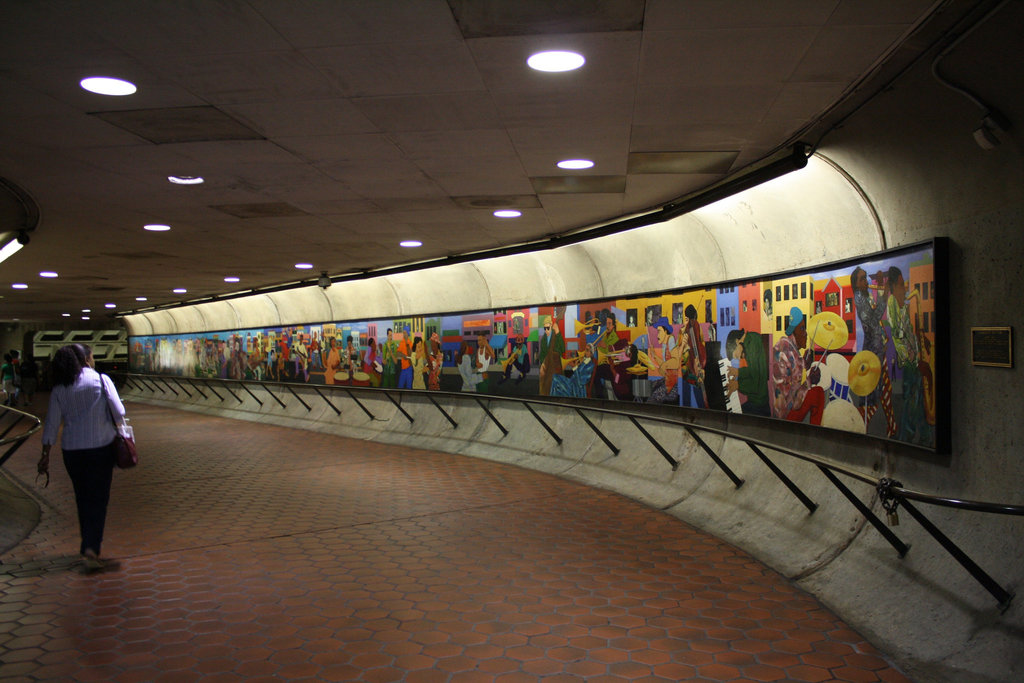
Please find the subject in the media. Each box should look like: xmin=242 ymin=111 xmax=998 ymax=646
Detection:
xmin=0 ymin=401 xmax=912 ymax=682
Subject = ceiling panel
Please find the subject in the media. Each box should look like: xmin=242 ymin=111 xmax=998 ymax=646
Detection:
xmin=0 ymin=0 xmax=955 ymax=321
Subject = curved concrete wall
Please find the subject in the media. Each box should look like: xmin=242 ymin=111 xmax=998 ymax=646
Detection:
xmin=124 ymin=154 xmax=876 ymax=337
xmin=121 ymin=9 xmax=1024 ymax=681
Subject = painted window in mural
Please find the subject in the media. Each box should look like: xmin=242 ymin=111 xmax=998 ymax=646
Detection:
xmin=129 ymin=241 xmax=944 ymax=449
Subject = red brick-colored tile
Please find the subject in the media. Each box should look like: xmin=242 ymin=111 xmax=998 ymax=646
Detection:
xmin=0 ymin=402 xmax=909 ymax=683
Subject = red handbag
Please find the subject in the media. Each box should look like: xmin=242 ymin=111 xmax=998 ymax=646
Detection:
xmin=102 ymin=375 xmax=137 ymax=469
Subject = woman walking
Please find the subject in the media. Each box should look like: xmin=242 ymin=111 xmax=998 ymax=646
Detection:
xmin=37 ymin=344 xmax=127 ymax=572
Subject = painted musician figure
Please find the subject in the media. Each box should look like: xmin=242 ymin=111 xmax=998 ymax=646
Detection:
xmin=884 ymin=266 xmax=930 ymax=446
xmin=550 ymin=344 xmax=595 ymax=398
xmin=593 ymin=315 xmax=632 ymax=400
xmin=498 ymin=336 xmax=530 ymax=385
xmin=852 ymin=267 xmax=895 ymax=434
xmin=679 ymin=304 xmax=707 ymax=408
xmin=538 ymin=317 xmax=565 ymax=396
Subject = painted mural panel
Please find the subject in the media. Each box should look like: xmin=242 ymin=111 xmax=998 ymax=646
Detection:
xmin=128 ymin=241 xmax=944 ymax=450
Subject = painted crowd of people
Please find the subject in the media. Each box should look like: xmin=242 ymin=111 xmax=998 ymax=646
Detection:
xmin=129 ymin=248 xmax=937 ymax=448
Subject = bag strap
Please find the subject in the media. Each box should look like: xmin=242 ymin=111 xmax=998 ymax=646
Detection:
xmin=99 ymin=374 xmax=122 ymax=428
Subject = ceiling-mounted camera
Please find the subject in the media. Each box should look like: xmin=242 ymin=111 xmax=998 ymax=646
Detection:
xmin=317 ymin=271 xmax=331 ymax=289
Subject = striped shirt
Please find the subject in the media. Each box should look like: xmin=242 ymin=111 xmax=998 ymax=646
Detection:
xmin=43 ymin=368 xmax=125 ymax=451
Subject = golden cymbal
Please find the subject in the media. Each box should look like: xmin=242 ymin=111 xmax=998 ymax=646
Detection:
xmin=808 ymin=311 xmax=849 ymax=350
xmin=848 ymin=350 xmax=881 ymax=397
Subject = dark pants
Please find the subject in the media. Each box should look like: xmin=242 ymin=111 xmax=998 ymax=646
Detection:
xmin=63 ymin=441 xmax=116 ymax=556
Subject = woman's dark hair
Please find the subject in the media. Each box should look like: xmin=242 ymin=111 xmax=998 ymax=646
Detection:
xmin=51 ymin=344 xmax=92 ymax=386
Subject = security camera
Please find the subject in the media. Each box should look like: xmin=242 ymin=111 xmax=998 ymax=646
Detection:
xmin=317 ymin=271 xmax=331 ymax=289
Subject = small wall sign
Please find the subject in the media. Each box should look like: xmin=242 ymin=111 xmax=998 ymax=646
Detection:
xmin=971 ymin=327 xmax=1013 ymax=367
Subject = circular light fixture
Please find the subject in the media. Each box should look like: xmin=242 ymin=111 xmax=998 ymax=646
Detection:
xmin=144 ymin=224 xmax=171 ymax=232
xmin=527 ymin=51 xmax=585 ymax=73
xmin=82 ymin=316 xmax=91 ymax=321
xmin=168 ymin=175 xmax=205 ymax=185
xmin=399 ymin=240 xmax=422 ymax=248
xmin=136 ymin=296 xmax=148 ymax=302
xmin=557 ymin=159 xmax=595 ymax=170
xmin=105 ymin=303 xmax=116 ymax=309
xmin=295 ymin=263 xmax=314 ymax=270
xmin=172 ymin=288 xmax=187 ymax=294
xmin=11 ymin=283 xmax=27 ymax=289
xmin=82 ymin=308 xmax=91 ymax=313
xmin=62 ymin=313 xmax=71 ymax=317
xmin=39 ymin=271 xmax=59 ymax=278
xmin=80 ymin=76 xmax=137 ymax=96
xmin=224 ymin=276 xmax=240 ymax=283
xmin=493 ymin=210 xmax=522 ymax=218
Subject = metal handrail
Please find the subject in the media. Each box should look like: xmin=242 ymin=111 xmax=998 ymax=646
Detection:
xmin=119 ymin=372 xmax=1021 ymax=609
xmin=0 ymin=405 xmax=43 ymax=469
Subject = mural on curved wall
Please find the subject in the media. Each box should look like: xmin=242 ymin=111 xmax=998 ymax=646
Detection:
xmin=129 ymin=241 xmax=945 ymax=450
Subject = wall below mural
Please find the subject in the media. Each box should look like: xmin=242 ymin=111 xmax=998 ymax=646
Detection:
xmin=129 ymin=241 xmax=945 ymax=450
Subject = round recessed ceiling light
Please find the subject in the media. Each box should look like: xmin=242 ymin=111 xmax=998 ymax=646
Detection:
xmin=39 ymin=271 xmax=59 ymax=278
xmin=82 ymin=308 xmax=91 ymax=313
xmin=82 ymin=316 xmax=90 ymax=321
xmin=557 ymin=159 xmax=595 ymax=170
xmin=527 ymin=51 xmax=585 ymax=73
xmin=295 ymin=263 xmax=314 ymax=270
xmin=62 ymin=313 xmax=71 ymax=317
xmin=224 ymin=276 xmax=240 ymax=283
xmin=399 ymin=240 xmax=422 ymax=248
xmin=11 ymin=283 xmax=27 ymax=289
xmin=173 ymin=288 xmax=187 ymax=294
xmin=168 ymin=175 xmax=205 ymax=185
xmin=493 ymin=210 xmax=522 ymax=218
xmin=80 ymin=76 xmax=137 ymax=96
xmin=144 ymin=224 xmax=171 ymax=232
xmin=136 ymin=296 xmax=148 ymax=302
xmin=105 ymin=303 xmax=116 ymax=309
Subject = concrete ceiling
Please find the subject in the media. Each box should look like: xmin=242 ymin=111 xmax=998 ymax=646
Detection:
xmin=0 ymin=0 xmax=951 ymax=323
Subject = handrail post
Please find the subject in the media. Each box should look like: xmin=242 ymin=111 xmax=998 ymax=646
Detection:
xmin=474 ymin=398 xmax=508 ymax=436
xmin=159 ymin=377 xmax=179 ymax=396
xmin=524 ymin=402 xmax=561 ymax=445
xmin=259 ymin=383 xmax=287 ymax=409
xmin=201 ymin=379 xmax=225 ymax=402
xmin=898 ymin=498 xmax=1014 ymax=610
xmin=684 ymin=426 xmax=743 ymax=488
xmin=383 ymin=391 xmax=414 ymax=424
xmin=0 ymin=435 xmax=30 ymax=468
xmin=748 ymin=443 xmax=817 ymax=514
xmin=629 ymin=416 xmax=677 ymax=469
xmin=427 ymin=395 xmax=458 ymax=429
xmin=314 ymin=387 xmax=341 ymax=416
xmin=284 ymin=385 xmax=312 ymax=412
xmin=575 ymin=408 xmax=618 ymax=455
xmin=170 ymin=378 xmax=192 ymax=398
xmin=819 ymin=466 xmax=910 ymax=557
xmin=345 ymin=389 xmax=376 ymax=420
xmin=222 ymin=381 xmax=247 ymax=404
xmin=0 ymin=413 xmax=25 ymax=439
xmin=185 ymin=379 xmax=209 ymax=400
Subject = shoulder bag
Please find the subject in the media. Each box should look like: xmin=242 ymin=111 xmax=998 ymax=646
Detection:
xmin=101 ymin=374 xmax=137 ymax=469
